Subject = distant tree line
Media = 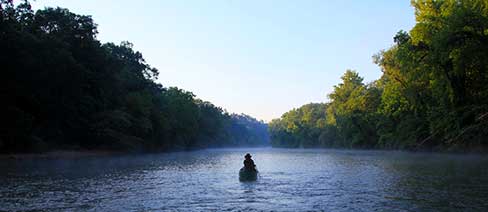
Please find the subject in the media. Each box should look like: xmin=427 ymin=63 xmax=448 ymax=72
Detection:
xmin=0 ymin=1 xmax=269 ymax=153
xmin=269 ymin=0 xmax=488 ymax=151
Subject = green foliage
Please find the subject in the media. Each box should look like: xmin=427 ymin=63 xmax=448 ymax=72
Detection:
xmin=222 ymin=114 xmax=270 ymax=147
xmin=269 ymin=103 xmax=331 ymax=148
xmin=0 ymin=2 xmax=269 ymax=153
xmin=270 ymin=0 xmax=488 ymax=151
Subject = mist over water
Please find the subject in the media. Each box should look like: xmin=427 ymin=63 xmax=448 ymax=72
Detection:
xmin=1 ymin=148 xmax=488 ymax=211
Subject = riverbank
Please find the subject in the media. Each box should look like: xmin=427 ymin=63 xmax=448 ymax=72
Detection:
xmin=269 ymin=144 xmax=488 ymax=154
xmin=0 ymin=150 xmax=121 ymax=160
xmin=1 ymin=143 xmax=486 ymax=160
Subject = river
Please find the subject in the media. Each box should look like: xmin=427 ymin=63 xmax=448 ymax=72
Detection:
xmin=1 ymin=148 xmax=488 ymax=211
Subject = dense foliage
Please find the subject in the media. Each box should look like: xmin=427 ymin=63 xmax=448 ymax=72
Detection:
xmin=270 ymin=0 xmax=488 ymax=151
xmin=0 ymin=1 xmax=269 ymax=153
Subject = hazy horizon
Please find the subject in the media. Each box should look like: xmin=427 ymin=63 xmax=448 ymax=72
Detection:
xmin=31 ymin=0 xmax=415 ymax=122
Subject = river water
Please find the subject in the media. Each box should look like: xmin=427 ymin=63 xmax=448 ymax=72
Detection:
xmin=1 ymin=148 xmax=488 ymax=211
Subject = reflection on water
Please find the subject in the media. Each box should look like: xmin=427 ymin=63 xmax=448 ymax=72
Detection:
xmin=1 ymin=148 xmax=488 ymax=211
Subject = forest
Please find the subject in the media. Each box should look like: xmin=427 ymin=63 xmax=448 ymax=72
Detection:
xmin=0 ymin=1 xmax=269 ymax=153
xmin=270 ymin=0 xmax=488 ymax=151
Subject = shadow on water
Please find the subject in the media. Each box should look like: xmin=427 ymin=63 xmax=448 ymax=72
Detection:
xmin=240 ymin=180 xmax=258 ymax=193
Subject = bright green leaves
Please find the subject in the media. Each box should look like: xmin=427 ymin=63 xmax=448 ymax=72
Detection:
xmin=269 ymin=103 xmax=329 ymax=148
xmin=270 ymin=0 xmax=488 ymax=150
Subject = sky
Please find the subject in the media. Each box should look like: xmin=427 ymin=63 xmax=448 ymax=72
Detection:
xmin=31 ymin=0 xmax=415 ymax=122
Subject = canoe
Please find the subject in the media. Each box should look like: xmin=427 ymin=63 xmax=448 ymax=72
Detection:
xmin=239 ymin=167 xmax=258 ymax=181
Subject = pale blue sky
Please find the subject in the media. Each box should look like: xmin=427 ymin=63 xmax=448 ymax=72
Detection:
xmin=32 ymin=0 xmax=415 ymax=122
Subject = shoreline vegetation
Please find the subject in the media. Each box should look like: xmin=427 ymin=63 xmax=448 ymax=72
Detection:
xmin=0 ymin=150 xmax=119 ymax=160
xmin=0 ymin=1 xmax=269 ymax=154
xmin=3 ymin=145 xmax=488 ymax=160
xmin=2 ymin=1 xmax=488 ymax=155
xmin=269 ymin=1 xmax=488 ymax=152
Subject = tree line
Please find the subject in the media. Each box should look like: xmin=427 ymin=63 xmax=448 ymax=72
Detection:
xmin=269 ymin=0 xmax=488 ymax=151
xmin=0 ymin=1 xmax=269 ymax=153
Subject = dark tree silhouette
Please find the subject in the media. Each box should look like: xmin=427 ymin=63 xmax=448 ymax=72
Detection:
xmin=0 ymin=1 xmax=269 ymax=153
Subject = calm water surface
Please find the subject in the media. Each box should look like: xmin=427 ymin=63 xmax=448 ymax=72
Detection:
xmin=1 ymin=148 xmax=488 ymax=211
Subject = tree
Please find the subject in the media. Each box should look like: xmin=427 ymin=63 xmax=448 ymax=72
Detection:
xmin=0 ymin=2 xmax=269 ymax=153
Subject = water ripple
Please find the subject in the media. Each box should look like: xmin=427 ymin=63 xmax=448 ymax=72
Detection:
xmin=1 ymin=148 xmax=488 ymax=211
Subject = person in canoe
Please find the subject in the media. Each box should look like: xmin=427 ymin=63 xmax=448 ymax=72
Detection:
xmin=239 ymin=153 xmax=258 ymax=181
xmin=243 ymin=153 xmax=256 ymax=171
